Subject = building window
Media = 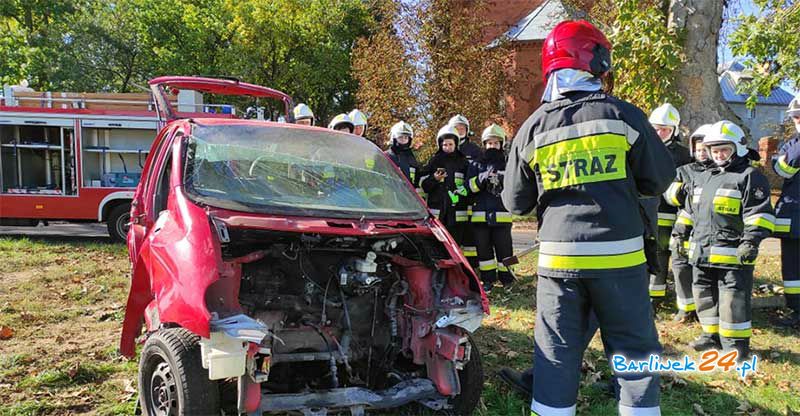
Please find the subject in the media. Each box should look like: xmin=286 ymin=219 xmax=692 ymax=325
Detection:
xmin=748 ymin=107 xmax=756 ymax=119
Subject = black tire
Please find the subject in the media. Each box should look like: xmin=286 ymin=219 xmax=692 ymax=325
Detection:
xmin=138 ymin=328 xmax=220 ymax=416
xmin=107 ymin=203 xmax=131 ymax=243
xmin=447 ymin=335 xmax=484 ymax=415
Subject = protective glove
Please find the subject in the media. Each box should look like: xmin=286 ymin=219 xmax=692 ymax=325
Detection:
xmin=478 ymin=167 xmax=496 ymax=186
xmin=448 ymin=190 xmax=460 ymax=205
xmin=737 ymin=241 xmax=758 ymax=264
xmin=455 ymin=185 xmax=468 ymax=196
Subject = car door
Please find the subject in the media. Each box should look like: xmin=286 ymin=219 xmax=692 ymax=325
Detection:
xmin=127 ymin=125 xmax=178 ymax=262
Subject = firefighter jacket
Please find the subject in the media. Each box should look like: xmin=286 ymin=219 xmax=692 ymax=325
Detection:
xmin=774 ymin=133 xmax=800 ymax=239
xmin=459 ymin=138 xmax=483 ymax=163
xmin=674 ymin=156 xmax=774 ymax=270
xmin=421 ymin=150 xmax=469 ymax=225
xmin=466 ymin=149 xmax=512 ymax=226
xmin=386 ymin=145 xmax=421 ymax=188
xmin=663 ymin=160 xmax=713 ymax=257
xmin=501 ymin=91 xmax=676 ymax=278
xmin=656 ymin=138 xmax=693 ymax=228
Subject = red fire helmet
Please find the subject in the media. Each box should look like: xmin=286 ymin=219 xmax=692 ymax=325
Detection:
xmin=541 ymin=20 xmax=612 ymax=82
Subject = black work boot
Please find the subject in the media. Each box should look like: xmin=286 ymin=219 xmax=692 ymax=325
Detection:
xmin=775 ymin=310 xmax=800 ymax=328
xmin=723 ymin=339 xmax=751 ymax=363
xmin=497 ymin=367 xmax=532 ymax=401
xmin=673 ymin=310 xmax=698 ymax=323
xmin=689 ymin=333 xmax=721 ymax=352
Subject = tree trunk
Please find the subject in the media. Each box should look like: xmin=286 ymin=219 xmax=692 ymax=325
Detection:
xmin=669 ymin=0 xmax=741 ymax=133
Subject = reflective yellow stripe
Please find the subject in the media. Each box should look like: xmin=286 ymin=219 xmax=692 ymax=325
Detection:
xmin=469 ymin=177 xmax=481 ymax=193
xmin=744 ymin=213 xmax=775 ymax=232
xmin=470 ymin=212 xmax=486 ymax=223
xmin=532 ymin=133 xmax=629 ymax=190
xmin=467 ymin=205 xmax=473 ymax=216
xmin=713 ymin=189 xmax=741 ymax=215
xmin=702 ymin=324 xmax=719 ymax=334
xmin=649 ymin=290 xmax=666 ymax=297
xmin=409 ymin=167 xmax=416 ymax=182
xmin=785 ymin=281 xmax=800 ymax=294
xmin=497 ymin=263 xmax=509 ymax=272
xmin=676 ymin=210 xmax=693 ymax=226
xmin=455 ymin=210 xmax=469 ymax=222
xmin=775 ymin=218 xmax=791 ymax=233
xmin=665 ymin=181 xmax=683 ymax=206
xmin=776 ymin=155 xmax=799 ymax=178
xmin=658 ymin=213 xmax=676 ymax=227
xmin=461 ymin=246 xmax=477 ymax=257
xmin=479 ymin=259 xmax=498 ymax=271
xmin=496 ymin=212 xmax=513 ymax=223
xmin=709 ymin=247 xmax=755 ymax=265
xmin=539 ymin=250 xmax=645 ymax=270
xmin=720 ymin=321 xmax=752 ymax=338
xmin=676 ymin=300 xmax=696 ymax=312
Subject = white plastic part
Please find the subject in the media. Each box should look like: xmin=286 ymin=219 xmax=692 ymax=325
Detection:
xmin=355 ymin=251 xmax=378 ymax=273
xmin=200 ymin=332 xmax=248 ymax=380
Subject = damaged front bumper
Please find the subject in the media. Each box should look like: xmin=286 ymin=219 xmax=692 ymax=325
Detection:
xmin=255 ymin=378 xmax=447 ymax=416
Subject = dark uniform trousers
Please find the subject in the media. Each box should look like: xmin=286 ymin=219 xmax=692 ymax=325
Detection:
xmin=473 ymin=224 xmax=514 ymax=285
xmin=533 ymin=272 xmax=661 ymax=413
xmin=781 ymin=238 xmax=800 ymax=311
xmin=693 ymin=266 xmax=753 ymax=353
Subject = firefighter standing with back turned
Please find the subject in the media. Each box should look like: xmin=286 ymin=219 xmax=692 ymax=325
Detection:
xmin=648 ymin=103 xmax=693 ymax=307
xmin=672 ymin=121 xmax=774 ymax=358
xmin=502 ymin=20 xmax=675 ymax=416
xmin=773 ymin=93 xmax=800 ymax=328
xmin=663 ymin=124 xmax=715 ymax=322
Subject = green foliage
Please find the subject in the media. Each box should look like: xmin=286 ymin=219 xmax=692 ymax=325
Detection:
xmin=0 ymin=0 xmax=373 ymax=120
xmin=728 ymin=2 xmax=800 ymax=108
xmin=588 ymin=0 xmax=685 ymax=111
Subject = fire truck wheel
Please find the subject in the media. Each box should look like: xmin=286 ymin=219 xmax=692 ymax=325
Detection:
xmin=107 ymin=203 xmax=131 ymax=243
xmin=138 ymin=328 xmax=220 ymax=416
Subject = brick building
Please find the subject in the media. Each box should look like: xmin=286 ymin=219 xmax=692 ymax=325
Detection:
xmin=481 ymin=0 xmax=584 ymax=133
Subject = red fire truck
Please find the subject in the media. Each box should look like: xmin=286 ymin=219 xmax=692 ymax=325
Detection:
xmin=0 ymin=84 xmax=236 ymax=241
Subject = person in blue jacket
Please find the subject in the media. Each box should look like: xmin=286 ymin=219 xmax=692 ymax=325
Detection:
xmin=467 ymin=124 xmax=514 ymax=293
xmin=774 ymin=94 xmax=800 ymax=328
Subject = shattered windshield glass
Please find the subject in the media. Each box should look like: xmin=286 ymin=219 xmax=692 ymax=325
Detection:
xmin=183 ymin=123 xmax=427 ymax=219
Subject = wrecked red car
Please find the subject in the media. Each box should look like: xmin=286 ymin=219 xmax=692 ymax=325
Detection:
xmin=120 ymin=77 xmax=489 ymax=415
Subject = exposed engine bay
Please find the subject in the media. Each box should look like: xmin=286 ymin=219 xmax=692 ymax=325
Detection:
xmin=203 ymin=226 xmax=486 ymax=414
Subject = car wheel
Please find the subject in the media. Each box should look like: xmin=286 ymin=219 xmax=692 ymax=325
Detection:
xmin=107 ymin=203 xmax=131 ymax=243
xmin=138 ymin=328 xmax=220 ymax=416
xmin=446 ymin=335 xmax=484 ymax=415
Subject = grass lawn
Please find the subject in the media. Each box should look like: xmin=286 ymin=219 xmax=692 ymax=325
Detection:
xmin=0 ymin=236 xmax=798 ymax=415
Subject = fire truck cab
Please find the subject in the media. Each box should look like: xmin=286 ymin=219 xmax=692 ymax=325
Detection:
xmin=0 ymin=83 xmax=233 ymax=241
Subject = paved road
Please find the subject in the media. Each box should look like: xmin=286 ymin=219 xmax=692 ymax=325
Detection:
xmin=0 ymin=222 xmax=782 ymax=255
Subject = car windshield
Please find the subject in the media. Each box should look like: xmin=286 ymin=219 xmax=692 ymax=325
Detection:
xmin=183 ymin=123 xmax=427 ymax=219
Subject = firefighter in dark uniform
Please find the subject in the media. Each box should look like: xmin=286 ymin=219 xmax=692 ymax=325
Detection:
xmin=773 ymin=94 xmax=800 ymax=327
xmin=502 ymin=20 xmax=674 ymax=416
xmin=662 ymin=124 xmax=715 ymax=322
xmin=466 ymin=123 xmax=514 ymax=293
xmin=421 ymin=124 xmax=470 ymax=242
xmin=647 ymin=103 xmax=693 ymax=306
xmin=673 ymin=121 xmax=774 ymax=358
xmin=449 ymin=114 xmax=482 ymax=269
xmin=385 ymin=121 xmax=422 ymax=195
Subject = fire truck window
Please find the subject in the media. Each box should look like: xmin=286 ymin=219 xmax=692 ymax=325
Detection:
xmin=153 ymin=150 xmax=172 ymax=215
